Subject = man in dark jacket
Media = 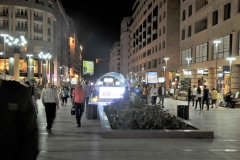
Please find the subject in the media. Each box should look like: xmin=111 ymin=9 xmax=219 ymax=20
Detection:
xmin=0 ymin=79 xmax=39 ymax=160
xmin=225 ymin=91 xmax=235 ymax=108
xmin=202 ymin=85 xmax=210 ymax=110
xmin=158 ymin=83 xmax=165 ymax=108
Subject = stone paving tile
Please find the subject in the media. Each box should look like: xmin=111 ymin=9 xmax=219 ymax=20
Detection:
xmin=36 ymin=99 xmax=240 ymax=160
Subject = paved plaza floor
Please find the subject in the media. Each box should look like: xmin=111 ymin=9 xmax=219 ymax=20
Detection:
xmin=36 ymin=98 xmax=240 ymax=160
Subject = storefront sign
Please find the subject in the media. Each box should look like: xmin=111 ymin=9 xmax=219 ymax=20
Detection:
xmin=99 ymin=87 xmax=125 ymax=99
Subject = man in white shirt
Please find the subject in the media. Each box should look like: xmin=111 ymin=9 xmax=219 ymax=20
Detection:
xmin=192 ymin=85 xmax=197 ymax=106
xmin=41 ymin=83 xmax=59 ymax=133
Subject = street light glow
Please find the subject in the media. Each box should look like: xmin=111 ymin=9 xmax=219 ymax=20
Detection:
xmin=213 ymin=40 xmax=221 ymax=44
xmin=226 ymin=57 xmax=236 ymax=61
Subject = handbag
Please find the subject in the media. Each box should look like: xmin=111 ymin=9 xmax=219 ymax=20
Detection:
xmin=194 ymin=96 xmax=198 ymax=101
xmin=66 ymin=94 xmax=69 ymax=98
xmin=71 ymin=107 xmax=75 ymax=115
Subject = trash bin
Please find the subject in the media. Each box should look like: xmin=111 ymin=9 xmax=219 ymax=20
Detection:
xmin=86 ymin=104 xmax=98 ymax=119
xmin=177 ymin=105 xmax=189 ymax=120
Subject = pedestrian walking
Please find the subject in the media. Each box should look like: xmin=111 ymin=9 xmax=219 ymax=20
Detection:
xmin=61 ymin=87 xmax=68 ymax=106
xmin=211 ymin=88 xmax=218 ymax=108
xmin=72 ymin=82 xmax=85 ymax=127
xmin=142 ymin=85 xmax=148 ymax=103
xmin=84 ymin=80 xmax=92 ymax=107
xmin=195 ymin=86 xmax=202 ymax=109
xmin=0 ymin=79 xmax=39 ymax=160
xmin=150 ymin=84 xmax=158 ymax=105
xmin=202 ymin=85 xmax=210 ymax=111
xmin=157 ymin=83 xmax=165 ymax=108
xmin=41 ymin=83 xmax=59 ymax=134
xmin=192 ymin=85 xmax=197 ymax=106
xmin=187 ymin=86 xmax=192 ymax=106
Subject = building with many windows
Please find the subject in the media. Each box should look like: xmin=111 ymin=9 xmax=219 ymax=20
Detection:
xmin=109 ymin=42 xmax=121 ymax=73
xmin=180 ymin=0 xmax=240 ymax=94
xmin=128 ymin=0 xmax=180 ymax=89
xmin=0 ymin=0 xmax=81 ymax=85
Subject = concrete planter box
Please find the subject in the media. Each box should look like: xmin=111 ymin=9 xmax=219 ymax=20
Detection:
xmin=98 ymin=105 xmax=214 ymax=139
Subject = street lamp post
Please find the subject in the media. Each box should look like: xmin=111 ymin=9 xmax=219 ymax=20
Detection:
xmin=28 ymin=65 xmax=34 ymax=79
xmin=5 ymin=35 xmax=27 ymax=81
xmin=38 ymin=52 xmax=51 ymax=85
xmin=26 ymin=54 xmax=33 ymax=80
xmin=226 ymin=57 xmax=236 ymax=91
xmin=59 ymin=66 xmax=63 ymax=85
xmin=0 ymin=34 xmax=9 ymax=80
xmin=186 ymin=58 xmax=192 ymax=86
xmin=162 ymin=66 xmax=166 ymax=82
xmin=164 ymin=57 xmax=169 ymax=91
xmin=213 ymin=40 xmax=221 ymax=90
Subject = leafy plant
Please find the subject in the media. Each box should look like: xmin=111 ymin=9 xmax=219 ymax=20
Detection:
xmin=180 ymin=79 xmax=189 ymax=91
xmin=104 ymin=98 xmax=196 ymax=130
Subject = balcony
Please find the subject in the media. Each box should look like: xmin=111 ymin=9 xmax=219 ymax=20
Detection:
xmin=139 ymin=32 xmax=142 ymax=35
xmin=143 ymin=27 xmax=146 ymax=31
xmin=147 ymin=34 xmax=151 ymax=39
xmin=16 ymin=14 xmax=28 ymax=18
xmin=34 ymin=29 xmax=43 ymax=33
xmin=34 ymin=16 xmax=43 ymax=21
xmin=0 ymin=26 xmax=8 ymax=30
xmin=0 ymin=13 xmax=8 ymax=17
xmin=147 ymin=22 xmax=151 ymax=27
xmin=142 ymin=38 xmax=146 ymax=42
xmin=153 ymin=16 xmax=157 ymax=22
xmin=152 ymin=29 xmax=157 ymax=34
xmin=16 ymin=27 xmax=27 ymax=31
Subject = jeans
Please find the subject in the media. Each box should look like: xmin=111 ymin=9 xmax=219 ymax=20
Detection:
xmin=142 ymin=95 xmax=147 ymax=102
xmin=195 ymin=97 xmax=202 ymax=109
xmin=192 ymin=95 xmax=196 ymax=106
xmin=44 ymin=103 xmax=56 ymax=129
xmin=74 ymin=102 xmax=84 ymax=124
xmin=85 ymin=96 xmax=90 ymax=107
xmin=202 ymin=98 xmax=209 ymax=109
xmin=158 ymin=95 xmax=164 ymax=106
xmin=152 ymin=96 xmax=157 ymax=105
xmin=188 ymin=96 xmax=192 ymax=106
xmin=61 ymin=97 xmax=67 ymax=104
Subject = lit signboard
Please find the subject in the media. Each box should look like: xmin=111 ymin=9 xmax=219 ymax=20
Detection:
xmin=99 ymin=87 xmax=125 ymax=99
xmin=146 ymin=71 xmax=158 ymax=84
xmin=83 ymin=60 xmax=94 ymax=76
xmin=158 ymin=77 xmax=165 ymax=82
xmin=71 ymin=78 xmax=77 ymax=84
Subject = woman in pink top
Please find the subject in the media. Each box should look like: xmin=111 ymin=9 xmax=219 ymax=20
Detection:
xmin=72 ymin=82 xmax=85 ymax=127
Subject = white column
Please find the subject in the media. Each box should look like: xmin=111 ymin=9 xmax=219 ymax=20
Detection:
xmin=50 ymin=16 xmax=54 ymax=42
xmin=31 ymin=9 xmax=34 ymax=39
xmin=231 ymin=65 xmax=240 ymax=93
xmin=192 ymin=69 xmax=198 ymax=87
xmin=12 ymin=6 xmax=16 ymax=36
xmin=232 ymin=31 xmax=238 ymax=56
xmin=27 ymin=8 xmax=31 ymax=39
xmin=208 ymin=40 xmax=213 ymax=61
xmin=208 ymin=67 xmax=215 ymax=90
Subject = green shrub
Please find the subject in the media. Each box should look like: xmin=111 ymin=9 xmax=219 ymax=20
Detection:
xmin=104 ymin=98 xmax=196 ymax=130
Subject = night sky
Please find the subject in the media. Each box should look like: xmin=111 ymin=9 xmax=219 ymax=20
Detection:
xmin=60 ymin=0 xmax=135 ymax=61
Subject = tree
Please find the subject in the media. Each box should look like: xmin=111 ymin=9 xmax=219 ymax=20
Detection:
xmin=180 ymin=80 xmax=188 ymax=91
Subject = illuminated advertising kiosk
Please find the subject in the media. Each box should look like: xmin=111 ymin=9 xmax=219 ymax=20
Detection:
xmin=94 ymin=72 xmax=128 ymax=101
xmin=146 ymin=71 xmax=158 ymax=84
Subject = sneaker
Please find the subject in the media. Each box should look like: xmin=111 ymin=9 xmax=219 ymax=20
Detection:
xmin=162 ymin=106 xmax=165 ymax=108
xmin=47 ymin=129 xmax=51 ymax=134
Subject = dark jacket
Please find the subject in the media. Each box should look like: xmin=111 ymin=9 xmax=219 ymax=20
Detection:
xmin=203 ymin=88 xmax=209 ymax=99
xmin=158 ymin=86 xmax=164 ymax=96
xmin=0 ymin=80 xmax=39 ymax=160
